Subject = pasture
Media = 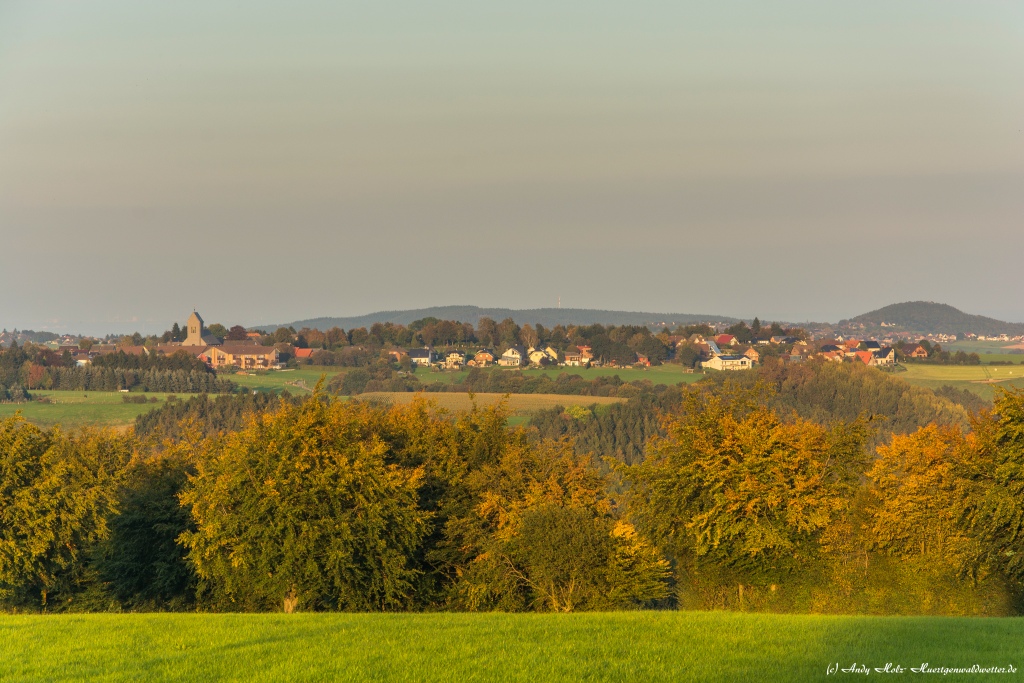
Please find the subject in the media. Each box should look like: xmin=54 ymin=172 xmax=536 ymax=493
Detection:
xmin=0 ymin=391 xmax=196 ymax=429
xmin=356 ymin=391 xmax=624 ymax=415
xmin=1 ymin=612 xmax=1020 ymax=682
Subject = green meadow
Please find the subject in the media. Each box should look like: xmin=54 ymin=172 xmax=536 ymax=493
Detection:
xmin=412 ymin=363 xmax=704 ymax=386
xmin=0 ymin=391 xmax=197 ymax=429
xmin=222 ymin=367 xmax=346 ymax=393
xmin=1 ymin=612 xmax=1020 ymax=682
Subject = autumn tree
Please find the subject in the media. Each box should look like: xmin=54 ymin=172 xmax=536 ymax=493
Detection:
xmin=624 ymin=384 xmax=868 ymax=608
xmin=447 ymin=438 xmax=669 ymax=612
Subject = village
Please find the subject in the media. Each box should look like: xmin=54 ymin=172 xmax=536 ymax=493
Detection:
xmin=3 ymin=309 xmax=1020 ymax=377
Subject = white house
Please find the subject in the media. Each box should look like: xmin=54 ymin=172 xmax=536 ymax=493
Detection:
xmin=702 ymin=355 xmax=754 ymax=371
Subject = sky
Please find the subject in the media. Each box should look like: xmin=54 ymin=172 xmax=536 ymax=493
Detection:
xmin=1 ymin=1 xmax=1022 ymax=335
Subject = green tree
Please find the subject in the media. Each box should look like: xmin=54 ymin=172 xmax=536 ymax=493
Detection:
xmin=0 ymin=417 xmax=131 ymax=609
xmin=179 ymin=388 xmax=428 ymax=612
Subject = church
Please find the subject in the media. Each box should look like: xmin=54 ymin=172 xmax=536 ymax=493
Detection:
xmin=182 ymin=311 xmax=222 ymax=346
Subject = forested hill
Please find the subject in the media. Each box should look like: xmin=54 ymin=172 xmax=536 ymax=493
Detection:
xmin=262 ymin=306 xmax=738 ymax=331
xmin=843 ymin=301 xmax=1024 ymax=336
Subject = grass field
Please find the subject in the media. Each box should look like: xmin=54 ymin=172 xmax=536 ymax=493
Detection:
xmin=357 ymin=391 xmax=625 ymax=415
xmin=224 ymin=367 xmax=346 ymax=393
xmin=1 ymin=612 xmax=1020 ymax=682
xmin=0 ymin=391 xmax=197 ymax=429
xmin=413 ymin=364 xmax=705 ymax=387
xmin=899 ymin=364 xmax=1024 ymax=402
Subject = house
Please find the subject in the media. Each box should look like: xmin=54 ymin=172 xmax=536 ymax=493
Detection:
xmin=468 ymin=349 xmax=495 ymax=367
xmin=205 ymin=345 xmax=279 ymax=370
xmin=183 ymin=311 xmax=222 ymax=347
xmin=714 ymin=334 xmax=738 ymax=347
xmin=407 ymin=347 xmax=435 ymax=367
xmin=444 ymin=350 xmax=467 ymax=369
xmin=861 ymin=340 xmax=882 ymax=352
xmin=742 ymin=347 xmax=760 ymax=363
xmin=527 ymin=348 xmax=553 ymax=366
xmin=702 ymin=355 xmax=754 ymax=371
xmin=820 ymin=350 xmax=845 ymax=362
xmin=635 ymin=354 xmax=651 ymax=367
xmin=294 ymin=348 xmax=315 ymax=360
xmin=819 ymin=344 xmax=842 ymax=354
xmin=387 ymin=348 xmax=408 ymax=363
xmin=706 ymin=340 xmax=723 ymax=357
xmin=904 ymin=344 xmax=928 ymax=359
xmin=687 ymin=334 xmax=706 ymax=345
xmin=563 ymin=347 xmax=588 ymax=367
xmin=873 ymin=347 xmax=896 ymax=366
xmin=499 ymin=345 xmax=527 ymax=367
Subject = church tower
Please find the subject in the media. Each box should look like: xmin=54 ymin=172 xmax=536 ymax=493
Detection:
xmin=183 ymin=310 xmax=207 ymax=346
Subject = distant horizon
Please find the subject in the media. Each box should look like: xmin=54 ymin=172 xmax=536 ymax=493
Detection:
xmin=4 ymin=300 xmax=1024 ymax=338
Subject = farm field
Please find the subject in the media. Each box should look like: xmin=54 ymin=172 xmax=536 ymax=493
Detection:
xmin=1 ymin=612 xmax=1020 ymax=682
xmin=356 ymin=391 xmax=624 ymax=414
xmin=0 ymin=391 xmax=196 ymax=429
xmin=412 ymin=363 xmax=704 ymax=387
xmin=899 ymin=365 xmax=1024 ymax=402
xmin=943 ymin=340 xmax=1024 ymax=356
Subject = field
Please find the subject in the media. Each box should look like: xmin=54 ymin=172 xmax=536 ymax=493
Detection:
xmin=0 ymin=391 xmax=197 ymax=429
xmin=899 ymin=365 xmax=1024 ymax=402
xmin=357 ymin=391 xmax=625 ymax=415
xmin=1 ymin=612 xmax=1020 ymax=682
xmin=223 ymin=367 xmax=346 ymax=393
xmin=412 ymin=363 xmax=705 ymax=387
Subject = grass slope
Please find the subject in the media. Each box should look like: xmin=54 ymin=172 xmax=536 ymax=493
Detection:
xmin=1 ymin=612 xmax=1020 ymax=682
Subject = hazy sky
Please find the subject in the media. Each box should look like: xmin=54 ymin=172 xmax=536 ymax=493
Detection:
xmin=2 ymin=1 xmax=1022 ymax=334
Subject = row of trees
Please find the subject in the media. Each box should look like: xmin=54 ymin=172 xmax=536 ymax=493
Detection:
xmin=44 ymin=367 xmax=234 ymax=394
xmin=3 ymin=380 xmax=1023 ymax=614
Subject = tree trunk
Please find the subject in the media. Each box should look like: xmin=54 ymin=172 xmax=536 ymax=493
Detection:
xmin=283 ymin=586 xmax=298 ymax=614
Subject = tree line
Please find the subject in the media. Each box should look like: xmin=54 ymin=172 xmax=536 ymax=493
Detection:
xmin=3 ymin=379 xmax=1023 ymax=615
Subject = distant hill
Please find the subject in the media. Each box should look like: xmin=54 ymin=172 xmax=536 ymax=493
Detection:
xmin=842 ymin=302 xmax=1024 ymax=336
xmin=261 ymin=306 xmax=738 ymax=332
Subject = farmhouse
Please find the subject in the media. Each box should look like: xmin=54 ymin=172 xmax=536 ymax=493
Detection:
xmin=205 ymin=345 xmax=279 ymax=370
xmin=702 ymin=355 xmax=754 ymax=371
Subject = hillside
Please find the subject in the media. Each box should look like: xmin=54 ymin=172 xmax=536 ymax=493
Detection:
xmin=262 ymin=306 xmax=737 ymax=331
xmin=842 ymin=301 xmax=1024 ymax=336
